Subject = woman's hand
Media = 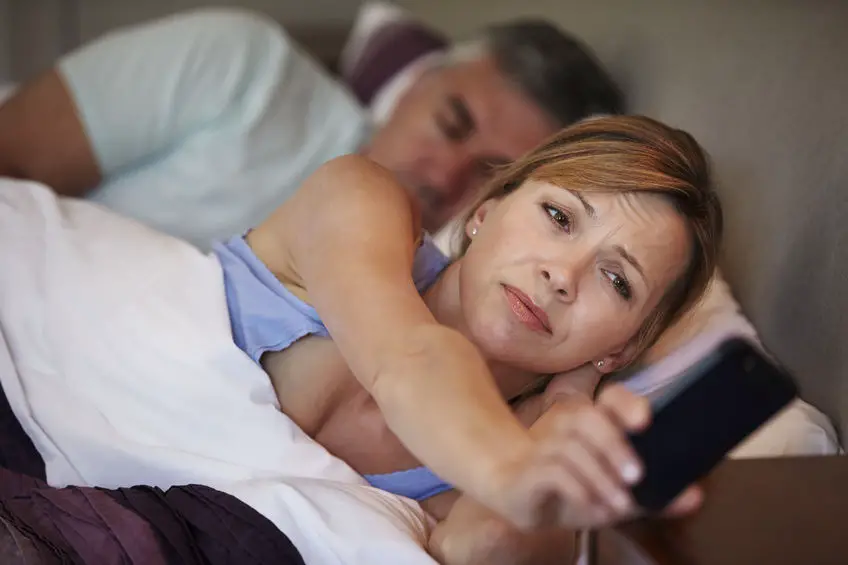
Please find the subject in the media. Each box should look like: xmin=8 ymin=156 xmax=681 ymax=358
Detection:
xmin=486 ymin=384 xmax=702 ymax=531
xmin=428 ymin=381 xmax=702 ymax=565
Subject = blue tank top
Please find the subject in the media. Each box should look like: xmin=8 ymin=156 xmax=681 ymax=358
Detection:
xmin=212 ymin=234 xmax=454 ymax=501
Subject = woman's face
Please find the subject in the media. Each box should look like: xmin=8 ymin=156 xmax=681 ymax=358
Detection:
xmin=458 ymin=179 xmax=691 ymax=374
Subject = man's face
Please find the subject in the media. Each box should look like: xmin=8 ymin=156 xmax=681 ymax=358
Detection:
xmin=362 ymin=56 xmax=559 ymax=233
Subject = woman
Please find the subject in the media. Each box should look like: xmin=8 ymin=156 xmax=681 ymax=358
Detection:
xmin=219 ymin=115 xmax=721 ymax=525
xmin=0 ymin=115 xmax=721 ymax=563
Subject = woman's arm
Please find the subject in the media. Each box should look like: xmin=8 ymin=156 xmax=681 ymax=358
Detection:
xmin=253 ymin=155 xmax=535 ymax=517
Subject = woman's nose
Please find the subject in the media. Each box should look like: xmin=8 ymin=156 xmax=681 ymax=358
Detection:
xmin=540 ymin=264 xmax=576 ymax=303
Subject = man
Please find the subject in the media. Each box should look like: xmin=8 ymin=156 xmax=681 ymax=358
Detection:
xmin=0 ymin=8 xmax=622 ymax=250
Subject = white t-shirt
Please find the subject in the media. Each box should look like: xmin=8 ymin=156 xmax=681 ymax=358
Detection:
xmin=59 ymin=8 xmax=371 ymax=251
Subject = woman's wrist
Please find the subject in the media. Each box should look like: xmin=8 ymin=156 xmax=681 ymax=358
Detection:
xmin=469 ymin=431 xmax=537 ymax=518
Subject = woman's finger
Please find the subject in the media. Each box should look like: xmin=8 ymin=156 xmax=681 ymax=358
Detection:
xmin=596 ymin=384 xmax=651 ymax=432
xmin=562 ymin=404 xmax=643 ymax=485
xmin=547 ymin=437 xmax=634 ymax=515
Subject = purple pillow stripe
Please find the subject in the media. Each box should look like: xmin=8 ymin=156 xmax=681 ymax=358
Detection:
xmin=344 ymin=20 xmax=447 ymax=105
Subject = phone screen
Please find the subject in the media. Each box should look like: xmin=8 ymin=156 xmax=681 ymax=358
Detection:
xmin=627 ymin=336 xmax=798 ymax=511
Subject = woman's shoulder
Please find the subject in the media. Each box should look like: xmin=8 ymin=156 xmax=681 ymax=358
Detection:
xmin=258 ymin=155 xmax=422 ymax=241
xmin=304 ymin=155 xmax=420 ymax=215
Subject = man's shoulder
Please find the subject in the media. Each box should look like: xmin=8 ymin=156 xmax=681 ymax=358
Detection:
xmin=60 ymin=8 xmax=307 ymax=100
xmin=57 ymin=6 xmax=367 ymax=168
xmin=58 ymin=7 xmax=362 ymax=114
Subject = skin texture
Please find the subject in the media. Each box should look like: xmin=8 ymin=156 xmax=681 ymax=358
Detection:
xmin=249 ymin=155 xmax=702 ymax=564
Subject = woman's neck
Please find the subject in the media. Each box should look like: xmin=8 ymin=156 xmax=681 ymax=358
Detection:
xmin=424 ymin=261 xmax=539 ymax=400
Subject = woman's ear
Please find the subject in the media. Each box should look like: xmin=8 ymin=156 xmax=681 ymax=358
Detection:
xmin=594 ymin=340 xmax=641 ymax=375
xmin=465 ymin=199 xmax=498 ymax=238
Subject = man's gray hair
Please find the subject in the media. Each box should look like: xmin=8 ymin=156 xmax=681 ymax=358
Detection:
xmin=449 ymin=19 xmax=624 ymax=126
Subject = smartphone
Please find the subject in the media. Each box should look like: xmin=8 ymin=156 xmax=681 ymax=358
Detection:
xmin=627 ymin=334 xmax=798 ymax=512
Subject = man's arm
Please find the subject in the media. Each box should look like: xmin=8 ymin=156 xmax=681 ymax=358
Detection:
xmin=0 ymin=8 xmax=291 ymax=196
xmin=0 ymin=71 xmax=100 ymax=196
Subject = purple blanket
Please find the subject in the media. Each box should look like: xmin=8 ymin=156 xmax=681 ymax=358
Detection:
xmin=0 ymin=381 xmax=305 ymax=565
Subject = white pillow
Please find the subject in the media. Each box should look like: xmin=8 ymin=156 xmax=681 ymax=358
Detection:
xmin=338 ymin=2 xmax=411 ymax=77
xmin=731 ymin=398 xmax=842 ymax=458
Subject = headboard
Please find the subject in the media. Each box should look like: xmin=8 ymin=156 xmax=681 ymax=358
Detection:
xmin=407 ymin=0 xmax=848 ymax=442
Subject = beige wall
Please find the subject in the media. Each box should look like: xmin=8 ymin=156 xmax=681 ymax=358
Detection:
xmin=77 ymin=0 xmax=364 ymax=41
xmin=3 ymin=0 xmax=363 ymax=80
xmin=3 ymin=0 xmax=81 ymax=81
xmin=0 ymin=0 xmax=10 ymax=82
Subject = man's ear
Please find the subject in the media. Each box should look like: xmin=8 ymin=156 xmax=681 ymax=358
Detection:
xmin=465 ymin=199 xmax=498 ymax=238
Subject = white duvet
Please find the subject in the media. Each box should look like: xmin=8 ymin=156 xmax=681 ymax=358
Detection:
xmin=0 ymin=178 xmax=436 ymax=565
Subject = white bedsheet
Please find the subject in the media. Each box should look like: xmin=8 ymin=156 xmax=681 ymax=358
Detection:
xmin=0 ymin=178 xmax=436 ymax=564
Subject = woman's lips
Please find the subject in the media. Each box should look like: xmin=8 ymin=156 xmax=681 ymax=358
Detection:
xmin=502 ymin=285 xmax=552 ymax=335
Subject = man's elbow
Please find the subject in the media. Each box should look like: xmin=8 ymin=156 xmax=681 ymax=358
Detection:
xmin=0 ymin=70 xmax=101 ymax=197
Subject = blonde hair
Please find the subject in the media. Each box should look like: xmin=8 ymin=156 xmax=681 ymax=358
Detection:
xmin=456 ymin=115 xmax=723 ymax=359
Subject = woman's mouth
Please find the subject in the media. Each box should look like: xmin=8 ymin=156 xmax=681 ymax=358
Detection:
xmin=502 ymin=285 xmax=552 ymax=335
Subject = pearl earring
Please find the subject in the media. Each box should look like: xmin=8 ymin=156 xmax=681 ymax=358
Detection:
xmin=471 ymin=228 xmax=478 ymax=236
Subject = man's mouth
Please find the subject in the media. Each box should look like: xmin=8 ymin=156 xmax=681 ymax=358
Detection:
xmin=502 ymin=285 xmax=552 ymax=335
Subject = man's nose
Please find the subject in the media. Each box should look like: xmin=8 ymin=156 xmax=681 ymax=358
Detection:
xmin=427 ymin=150 xmax=476 ymax=206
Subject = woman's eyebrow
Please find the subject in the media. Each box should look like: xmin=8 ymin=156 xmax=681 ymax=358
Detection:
xmin=614 ymin=244 xmax=646 ymax=283
xmin=569 ymin=191 xmax=597 ymax=219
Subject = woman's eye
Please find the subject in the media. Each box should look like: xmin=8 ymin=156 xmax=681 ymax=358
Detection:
xmin=543 ymin=204 xmax=572 ymax=232
xmin=604 ymin=270 xmax=632 ymax=301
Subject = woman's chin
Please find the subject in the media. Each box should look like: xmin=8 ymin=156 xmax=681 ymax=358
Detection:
xmin=469 ymin=322 xmax=581 ymax=375
xmin=472 ymin=328 xmax=547 ymax=370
